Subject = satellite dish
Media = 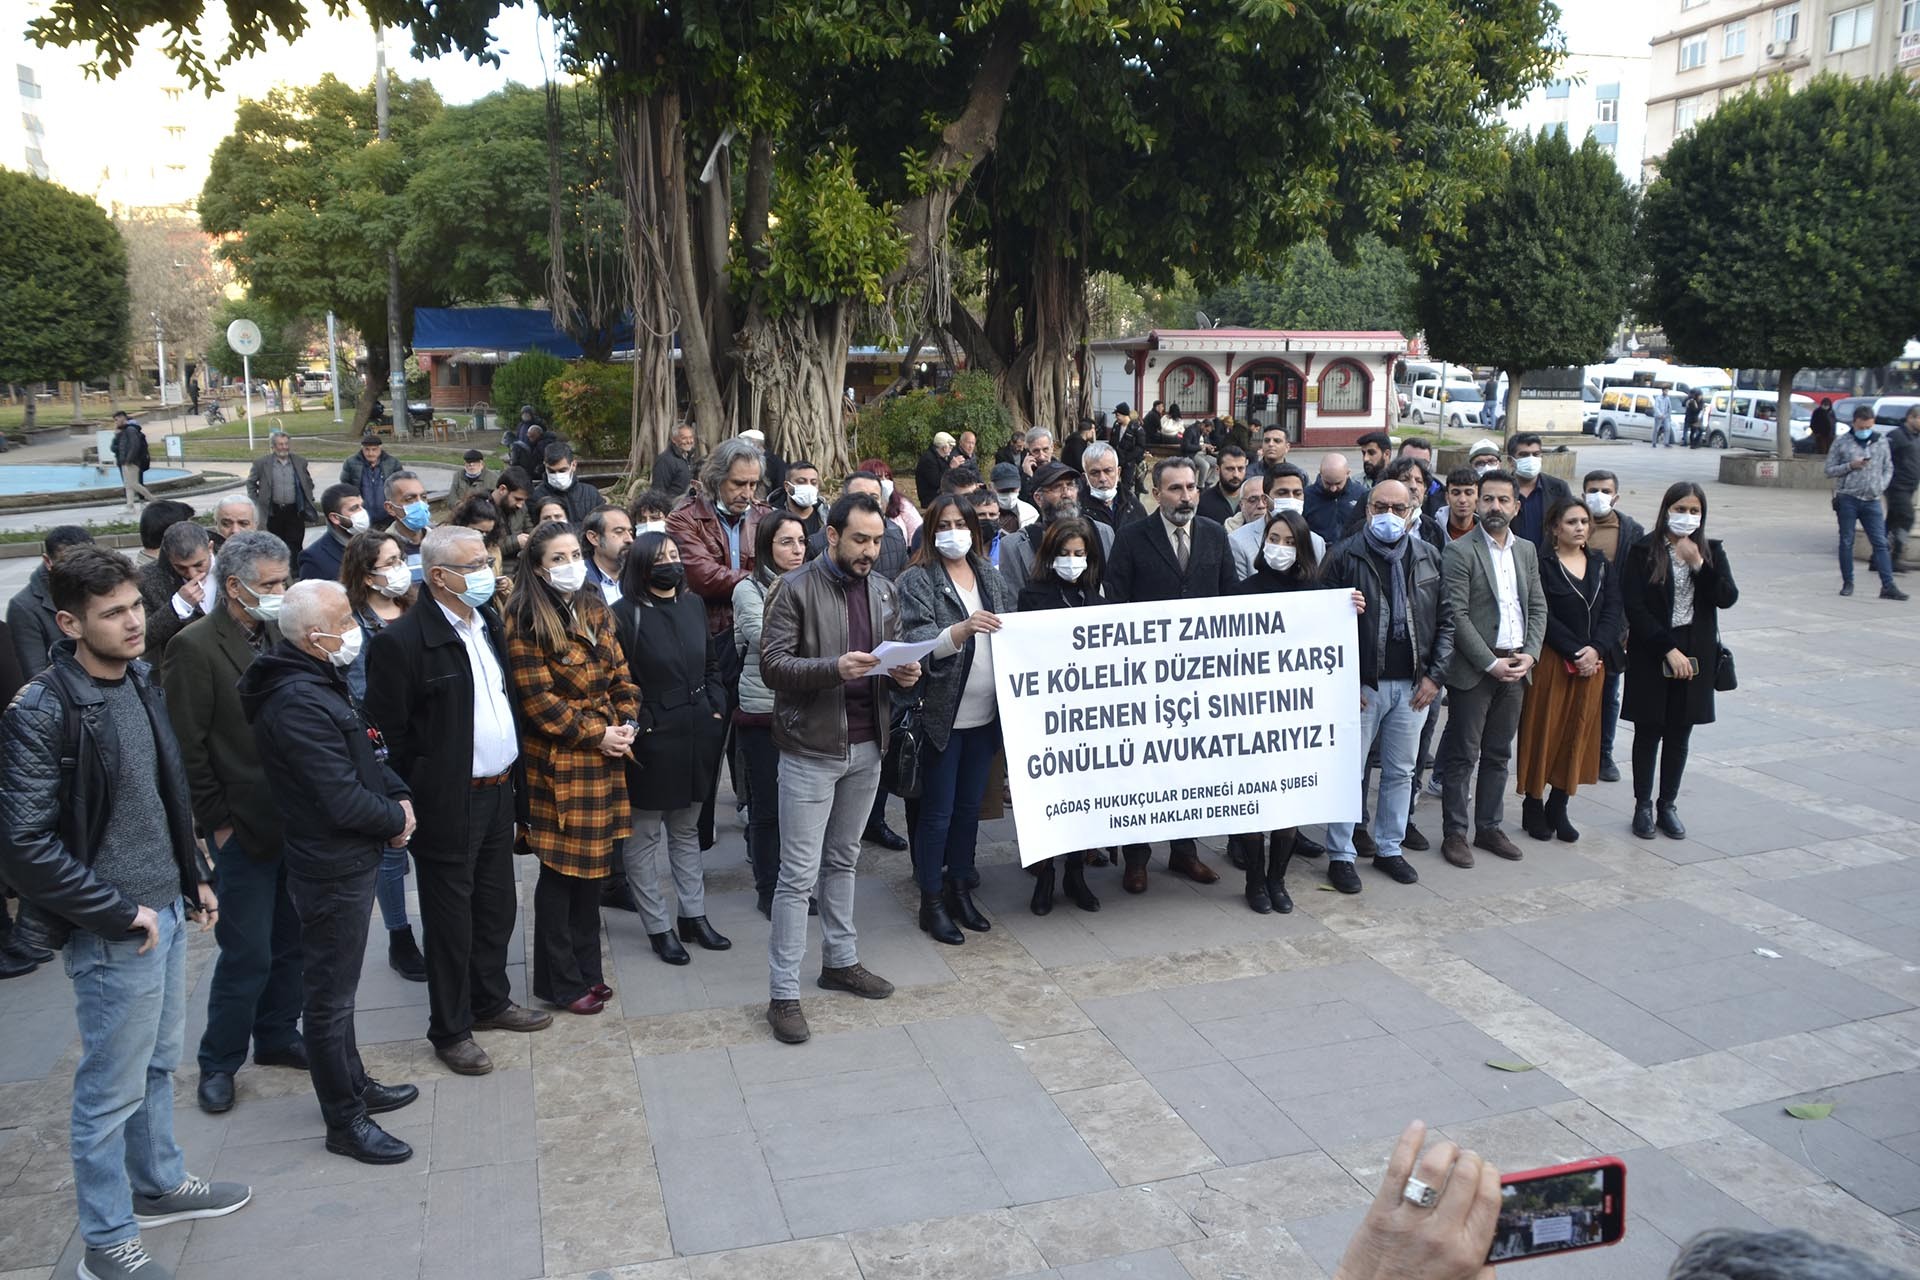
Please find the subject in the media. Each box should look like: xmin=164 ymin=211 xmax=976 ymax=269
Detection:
xmin=1195 ymin=310 xmax=1214 ymax=330
xmin=226 ymin=318 xmax=263 ymax=356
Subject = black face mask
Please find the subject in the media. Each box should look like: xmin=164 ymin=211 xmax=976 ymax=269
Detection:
xmin=649 ymin=562 xmax=686 ymax=590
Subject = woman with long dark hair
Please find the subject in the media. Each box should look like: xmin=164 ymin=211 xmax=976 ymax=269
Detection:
xmin=734 ymin=510 xmax=810 ymax=918
xmin=505 ymin=522 xmax=640 ymax=1014
xmin=857 ymin=456 xmax=922 ymax=545
xmin=1231 ymin=509 xmax=1342 ymax=912
xmin=614 ymin=530 xmax=731 ymax=963
xmin=338 ymin=528 xmax=424 ymax=978
xmin=1621 ymin=482 xmax=1738 ymax=840
xmin=1015 ymin=516 xmax=1107 ymax=913
xmin=895 ymin=495 xmax=1014 ymax=944
xmin=1515 ymin=497 xmax=1623 ymax=843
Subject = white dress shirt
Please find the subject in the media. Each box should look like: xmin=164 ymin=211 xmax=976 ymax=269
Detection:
xmin=1483 ymin=527 xmax=1525 ymax=661
xmin=437 ymin=598 xmax=520 ymax=777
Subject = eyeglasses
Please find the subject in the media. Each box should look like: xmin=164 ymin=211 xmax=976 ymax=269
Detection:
xmin=1368 ymin=503 xmax=1412 ymax=518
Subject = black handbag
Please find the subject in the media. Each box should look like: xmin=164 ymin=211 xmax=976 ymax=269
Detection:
xmin=881 ymin=701 xmax=927 ymax=799
xmin=1714 ymin=644 xmax=1737 ymax=692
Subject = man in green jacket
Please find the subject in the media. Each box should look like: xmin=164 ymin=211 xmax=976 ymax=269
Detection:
xmin=162 ymin=531 xmax=307 ymax=1115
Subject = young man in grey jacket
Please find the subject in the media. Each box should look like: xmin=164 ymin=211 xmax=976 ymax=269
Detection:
xmin=1826 ymin=404 xmax=1907 ymax=601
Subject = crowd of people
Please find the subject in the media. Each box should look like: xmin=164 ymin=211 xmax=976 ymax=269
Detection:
xmin=0 ymin=402 xmax=1803 ymax=1280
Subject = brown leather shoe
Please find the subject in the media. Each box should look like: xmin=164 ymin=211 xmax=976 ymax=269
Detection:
xmin=562 ymin=993 xmax=604 ymax=1016
xmin=767 ymin=999 xmax=810 ymax=1044
xmin=817 ymin=963 xmax=894 ymax=1000
xmin=1440 ymin=834 xmax=1475 ymax=868
xmin=1474 ymin=828 xmax=1524 ymax=861
xmin=1122 ymin=865 xmax=1148 ymax=894
xmin=473 ymin=1004 xmax=554 ymax=1033
xmin=435 ymin=1039 xmax=494 ymax=1076
xmin=1169 ymin=854 xmax=1219 ymax=885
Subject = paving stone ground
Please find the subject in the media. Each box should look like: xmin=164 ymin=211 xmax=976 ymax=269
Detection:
xmin=2 ymin=440 xmax=1918 ymax=1279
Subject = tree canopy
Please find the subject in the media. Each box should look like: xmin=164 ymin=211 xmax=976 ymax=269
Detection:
xmin=1640 ymin=74 xmax=1920 ymax=456
xmin=0 ymin=168 xmax=130 ymax=419
xmin=1415 ymin=126 xmax=1637 ymax=430
xmin=204 ymin=297 xmax=307 ymax=383
xmin=1203 ymin=240 xmax=1419 ymax=335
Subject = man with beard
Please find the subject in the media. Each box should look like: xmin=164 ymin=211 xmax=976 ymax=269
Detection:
xmin=1356 ymin=432 xmax=1393 ymax=486
xmin=1196 ymin=446 xmax=1250 ymax=525
xmin=1246 ymin=422 xmax=1292 ymax=481
xmin=1080 ymin=442 xmax=1144 ymax=531
xmin=1000 ymin=461 xmax=1116 ymax=596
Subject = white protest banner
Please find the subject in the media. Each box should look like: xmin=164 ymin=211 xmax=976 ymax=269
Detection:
xmin=989 ymin=588 xmax=1362 ymax=865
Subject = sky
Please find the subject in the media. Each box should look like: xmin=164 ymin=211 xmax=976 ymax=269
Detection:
xmin=1556 ymin=0 xmax=1658 ymax=56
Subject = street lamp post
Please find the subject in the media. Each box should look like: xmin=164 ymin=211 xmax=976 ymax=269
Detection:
xmin=152 ymin=312 xmax=168 ymax=409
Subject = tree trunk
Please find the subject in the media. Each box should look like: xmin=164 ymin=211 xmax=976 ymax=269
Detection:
xmin=23 ymin=384 xmax=37 ymax=433
xmin=737 ymin=302 xmax=853 ymax=475
xmin=610 ymin=76 xmax=683 ymax=485
xmin=654 ymin=89 xmax=728 ymax=446
xmin=1504 ymin=367 xmax=1525 ymax=442
xmin=1775 ymin=368 xmax=1798 ymax=460
xmin=70 ymin=380 xmax=84 ymax=425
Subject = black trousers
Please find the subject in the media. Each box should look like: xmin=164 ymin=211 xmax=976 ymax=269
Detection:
xmin=737 ymin=723 xmax=782 ymax=897
xmin=414 ymin=782 xmax=518 ymax=1049
xmin=286 ymin=865 xmax=376 ymax=1132
xmin=266 ymin=503 xmax=305 ymax=558
xmin=1631 ymin=678 xmax=1697 ymax=806
xmin=531 ymin=863 xmax=603 ymax=1006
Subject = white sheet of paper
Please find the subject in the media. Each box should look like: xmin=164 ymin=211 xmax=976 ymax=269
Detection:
xmin=869 ymin=636 xmax=941 ymax=667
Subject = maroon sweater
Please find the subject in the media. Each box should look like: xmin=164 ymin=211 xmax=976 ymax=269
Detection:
xmin=827 ymin=556 xmax=879 ymax=745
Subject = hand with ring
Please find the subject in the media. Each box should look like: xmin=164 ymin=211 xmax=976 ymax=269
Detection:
xmin=1332 ymin=1120 xmax=1502 ymax=1280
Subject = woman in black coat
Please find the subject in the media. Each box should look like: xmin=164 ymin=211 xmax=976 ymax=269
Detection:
xmin=613 ymin=531 xmax=730 ymax=964
xmin=1621 ymin=481 xmax=1738 ymax=842
xmin=1015 ymin=516 xmax=1107 ymax=914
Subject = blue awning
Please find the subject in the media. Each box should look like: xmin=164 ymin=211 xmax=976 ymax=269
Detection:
xmin=411 ymin=306 xmax=636 ymax=359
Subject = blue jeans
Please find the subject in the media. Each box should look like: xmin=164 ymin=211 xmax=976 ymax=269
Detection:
xmin=911 ymin=721 xmax=1001 ymax=894
xmin=1329 ymin=679 xmax=1422 ymax=862
xmin=1601 ymin=668 xmax=1622 ymax=761
xmin=66 ymin=900 xmax=188 ymax=1248
xmin=1835 ymin=493 xmax=1895 ymax=590
xmin=375 ymin=845 xmax=410 ymax=932
xmin=197 ymin=836 xmax=304 ymax=1075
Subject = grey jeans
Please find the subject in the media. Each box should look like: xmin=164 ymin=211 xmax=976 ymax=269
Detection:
xmin=769 ymin=742 xmax=880 ymax=1001
xmin=1438 ymin=674 xmax=1526 ymax=836
xmin=622 ymin=807 xmax=704 ymax=935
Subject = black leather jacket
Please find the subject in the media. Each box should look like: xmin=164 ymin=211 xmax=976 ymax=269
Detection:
xmin=0 ymin=642 xmax=205 ymax=948
xmin=1321 ymin=533 xmax=1456 ymax=690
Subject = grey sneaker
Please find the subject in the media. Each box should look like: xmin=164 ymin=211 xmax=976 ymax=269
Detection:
xmin=80 ymin=1239 xmax=171 ymax=1280
xmin=817 ymin=963 xmax=894 ymax=1000
xmin=131 ymin=1173 xmax=252 ymax=1228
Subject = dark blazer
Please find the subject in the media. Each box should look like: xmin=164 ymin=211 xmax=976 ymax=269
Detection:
xmin=895 ymin=556 xmax=1016 ymax=749
xmin=6 ymin=563 xmax=60 ymax=678
xmin=613 ymin=590 xmax=726 ymax=812
xmin=1621 ymin=537 xmax=1737 ymax=728
xmin=363 ymin=594 xmax=524 ymax=862
xmin=137 ymin=556 xmax=204 ymax=671
xmin=1105 ymin=514 xmax=1236 ymax=604
xmin=246 ymin=452 xmax=319 ymax=522
xmin=298 ymin=529 xmax=350 ymax=582
xmin=1539 ymin=548 xmax=1624 ymax=666
xmin=161 ymin=607 xmax=284 ymax=860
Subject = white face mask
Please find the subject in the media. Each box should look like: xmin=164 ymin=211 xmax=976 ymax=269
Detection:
xmin=1263 ymin=543 xmax=1297 ymax=573
xmin=1474 ymin=461 xmax=1499 ymax=476
xmin=1584 ymin=491 xmax=1614 ymax=519
xmin=239 ymin=584 xmax=284 ymax=624
xmin=545 ymin=560 xmax=588 ymax=593
xmin=1667 ymin=511 xmax=1702 ymax=537
xmin=345 ymin=508 xmax=371 ymax=534
xmin=933 ymin=529 xmax=972 ymax=561
xmin=879 ymin=478 xmax=894 ymax=502
xmin=1271 ymin=496 xmax=1304 ymax=516
xmin=997 ymin=491 xmax=1021 ymax=507
xmin=315 ymin=626 xmax=363 ymax=668
xmin=1513 ymin=456 xmax=1543 ymax=480
xmin=375 ymin=563 xmax=413 ymax=598
xmin=546 ymin=470 xmax=575 ymax=491
xmin=1052 ymin=555 xmax=1088 ymax=582
xmin=1089 ymin=486 xmax=1118 ymax=502
xmin=639 ymin=520 xmax=667 ymax=535
xmin=789 ymin=484 xmax=819 ymax=509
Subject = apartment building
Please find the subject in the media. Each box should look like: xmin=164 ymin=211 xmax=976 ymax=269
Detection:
xmin=1502 ymin=51 xmax=1653 ymax=183
xmin=1647 ymin=0 xmax=1920 ymax=164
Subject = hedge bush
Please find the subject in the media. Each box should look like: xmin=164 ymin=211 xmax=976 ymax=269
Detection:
xmin=857 ymin=370 xmax=1014 ymax=472
xmin=544 ymin=361 xmax=633 ymax=458
xmin=490 ymin=347 xmax=567 ymax=423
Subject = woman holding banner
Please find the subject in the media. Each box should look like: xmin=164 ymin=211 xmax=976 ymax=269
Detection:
xmin=1014 ymin=516 xmax=1108 ymax=915
xmin=896 ymin=495 xmax=1015 ymax=945
xmin=1230 ymin=509 xmax=1356 ymax=913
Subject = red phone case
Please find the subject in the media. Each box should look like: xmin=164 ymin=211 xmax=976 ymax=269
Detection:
xmin=1492 ymin=1155 xmax=1627 ymax=1263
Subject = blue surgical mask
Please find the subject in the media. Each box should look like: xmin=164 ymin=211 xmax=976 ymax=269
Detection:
xmin=450 ymin=566 xmax=496 ymax=608
xmin=401 ymin=499 xmax=431 ymax=530
xmin=1368 ymin=512 xmax=1408 ymax=542
xmin=1854 ymin=427 xmax=1874 ymax=442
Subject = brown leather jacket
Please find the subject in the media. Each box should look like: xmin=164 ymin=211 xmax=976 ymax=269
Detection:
xmin=667 ymin=491 xmax=771 ymax=636
xmin=759 ymin=555 xmax=900 ymax=760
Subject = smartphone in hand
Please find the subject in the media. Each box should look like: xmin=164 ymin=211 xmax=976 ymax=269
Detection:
xmin=1487 ymin=1157 xmax=1626 ymax=1264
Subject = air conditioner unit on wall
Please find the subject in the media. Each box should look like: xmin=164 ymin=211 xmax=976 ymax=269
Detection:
xmin=1765 ymin=40 xmax=1789 ymax=58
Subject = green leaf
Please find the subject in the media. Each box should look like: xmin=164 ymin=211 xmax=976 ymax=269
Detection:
xmin=1785 ymin=1102 xmax=1835 ymax=1120
xmin=1486 ymin=1059 xmax=1538 ymax=1072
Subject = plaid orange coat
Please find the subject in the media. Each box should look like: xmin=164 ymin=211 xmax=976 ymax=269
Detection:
xmin=505 ymin=593 xmax=641 ymax=878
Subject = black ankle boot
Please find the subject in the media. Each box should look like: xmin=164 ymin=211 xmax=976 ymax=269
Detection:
xmin=1243 ymin=844 xmax=1271 ymax=914
xmin=1656 ymin=802 xmax=1687 ymax=839
xmin=648 ymin=931 xmax=690 ymax=965
xmin=944 ymin=882 xmax=990 ymax=932
xmin=1030 ymin=862 xmax=1056 ymax=916
xmin=920 ymin=890 xmax=963 ymax=944
xmin=676 ymin=916 xmax=732 ymax=951
xmin=1063 ymin=854 xmax=1100 ymax=912
xmin=1631 ymin=801 xmax=1656 ymax=839
xmin=1267 ymin=851 xmax=1294 ymax=914
xmin=1545 ymin=788 xmax=1579 ymax=843
xmin=1521 ymin=796 xmax=1553 ymax=841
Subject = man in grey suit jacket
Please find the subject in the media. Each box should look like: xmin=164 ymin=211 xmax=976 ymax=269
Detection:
xmin=1436 ymin=470 xmax=1547 ymax=870
xmin=246 ymin=431 xmax=318 ymax=558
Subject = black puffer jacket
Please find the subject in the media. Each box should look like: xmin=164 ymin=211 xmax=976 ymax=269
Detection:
xmin=238 ymin=641 xmax=409 ymax=880
xmin=0 ymin=642 xmax=205 ymax=948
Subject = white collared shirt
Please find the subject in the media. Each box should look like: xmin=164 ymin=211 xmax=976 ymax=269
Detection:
xmin=436 ymin=598 xmax=520 ymax=777
xmin=1483 ymin=527 xmax=1525 ymax=658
